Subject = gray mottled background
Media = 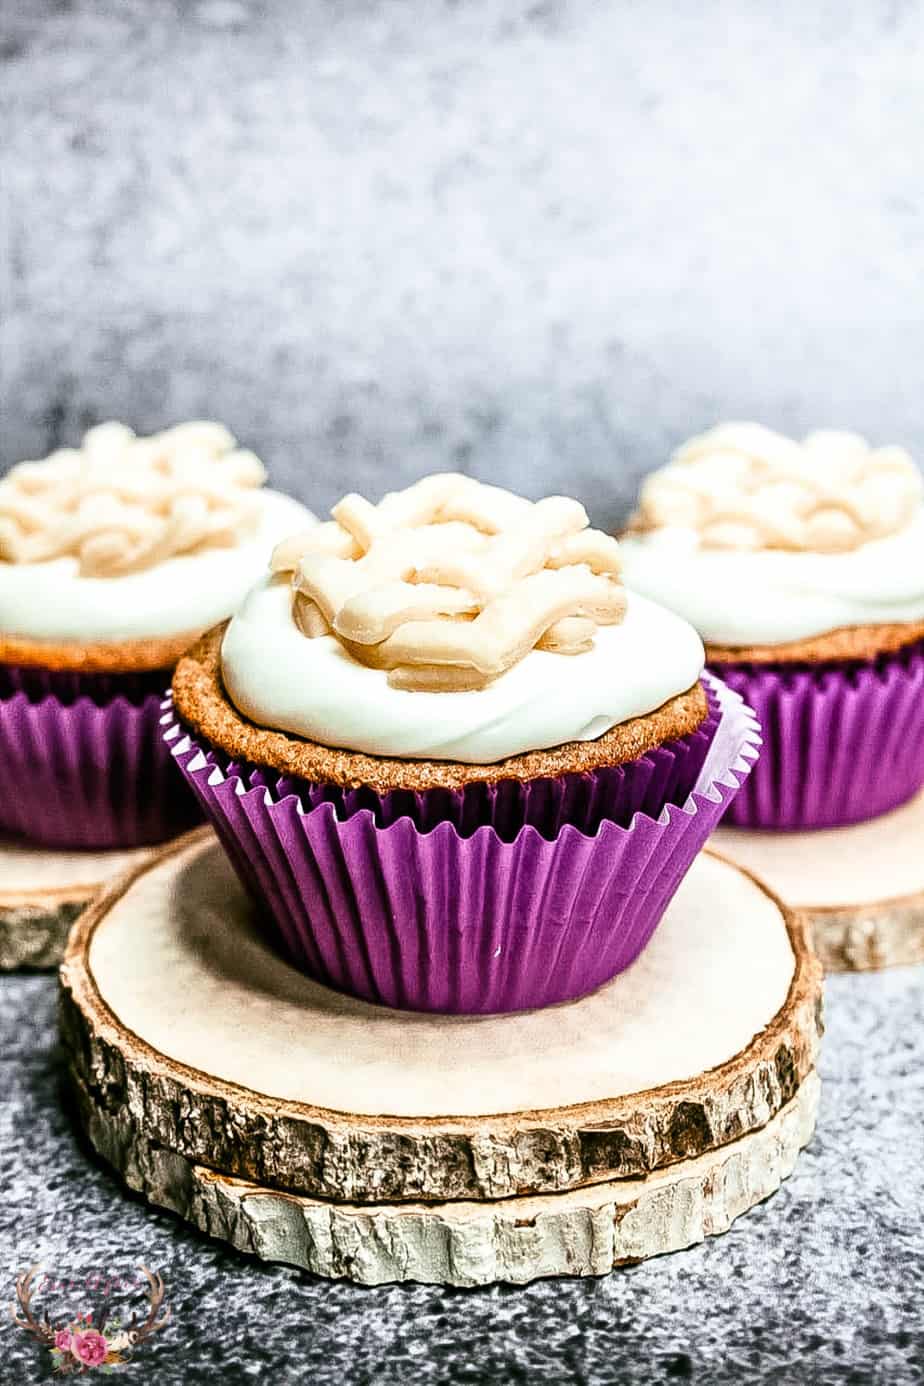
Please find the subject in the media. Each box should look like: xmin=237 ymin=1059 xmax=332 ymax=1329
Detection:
xmin=3 ymin=0 xmax=924 ymax=525
xmin=3 ymin=3 xmax=924 ymax=1383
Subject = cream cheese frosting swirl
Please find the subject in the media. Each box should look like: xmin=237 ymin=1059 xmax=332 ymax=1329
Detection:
xmin=0 ymin=421 xmax=267 ymax=576
xmin=221 ymin=474 xmax=706 ymax=762
xmin=620 ymin=425 xmax=924 ymax=647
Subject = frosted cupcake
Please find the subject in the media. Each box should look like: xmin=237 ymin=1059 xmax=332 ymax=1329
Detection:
xmin=0 ymin=421 xmax=314 ymax=847
xmin=620 ymin=423 xmax=924 ymax=829
xmin=167 ymin=473 xmax=758 ymax=1014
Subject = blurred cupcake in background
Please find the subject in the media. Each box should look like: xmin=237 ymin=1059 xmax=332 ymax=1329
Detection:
xmin=620 ymin=423 xmax=924 ymax=829
xmin=167 ymin=472 xmax=759 ymax=1015
xmin=0 ymin=421 xmax=314 ymax=848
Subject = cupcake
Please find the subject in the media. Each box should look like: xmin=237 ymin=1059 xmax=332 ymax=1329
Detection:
xmin=620 ymin=423 xmax=924 ymax=830
xmin=0 ymin=421 xmax=314 ymax=848
xmin=166 ymin=472 xmax=758 ymax=1014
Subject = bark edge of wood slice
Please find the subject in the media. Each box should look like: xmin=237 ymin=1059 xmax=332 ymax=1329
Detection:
xmin=60 ymin=827 xmax=822 ymax=1203
xmin=715 ymin=789 xmax=924 ymax=972
xmin=71 ymin=1067 xmax=819 ymax=1286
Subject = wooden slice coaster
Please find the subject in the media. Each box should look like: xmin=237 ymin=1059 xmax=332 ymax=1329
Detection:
xmin=0 ymin=838 xmax=152 ymax=970
xmin=714 ymin=788 xmax=924 ymax=972
xmin=60 ymin=828 xmax=822 ymax=1210
xmin=73 ymin=1069 xmax=819 ymax=1286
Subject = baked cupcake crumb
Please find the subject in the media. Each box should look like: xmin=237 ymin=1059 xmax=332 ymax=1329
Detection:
xmin=173 ymin=624 xmax=708 ymax=793
xmin=0 ymin=629 xmax=203 ymax=674
xmin=705 ymin=617 xmax=924 ymax=666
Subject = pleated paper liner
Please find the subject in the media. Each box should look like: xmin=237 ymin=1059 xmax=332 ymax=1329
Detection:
xmin=188 ymin=682 xmax=722 ymax=843
xmin=165 ymin=674 xmax=759 ymax=1015
xmin=711 ymin=636 xmax=924 ymax=830
xmin=0 ymin=663 xmax=202 ymax=849
xmin=0 ymin=662 xmax=171 ymax=704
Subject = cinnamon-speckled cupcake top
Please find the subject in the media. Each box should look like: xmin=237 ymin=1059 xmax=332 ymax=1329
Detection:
xmin=174 ymin=624 xmax=708 ymax=790
xmin=215 ymin=474 xmax=706 ymax=764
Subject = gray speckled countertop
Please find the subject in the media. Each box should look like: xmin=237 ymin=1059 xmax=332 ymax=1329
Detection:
xmin=3 ymin=1 xmax=924 ymax=1380
xmin=2 ymin=965 xmax=923 ymax=1383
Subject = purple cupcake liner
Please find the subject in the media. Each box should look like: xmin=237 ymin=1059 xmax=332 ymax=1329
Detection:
xmin=0 ymin=662 xmax=173 ymax=705
xmin=710 ymin=637 xmax=924 ymax=830
xmin=185 ymin=682 xmax=722 ymax=843
xmin=0 ymin=663 xmax=202 ymax=849
xmin=164 ymin=674 xmax=759 ymax=1015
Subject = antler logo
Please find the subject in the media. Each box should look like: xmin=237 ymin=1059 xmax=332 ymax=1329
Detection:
xmin=10 ymin=1264 xmax=170 ymax=1374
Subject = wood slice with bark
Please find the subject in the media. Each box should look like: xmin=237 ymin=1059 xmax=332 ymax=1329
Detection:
xmin=71 ymin=1065 xmax=819 ymax=1286
xmin=0 ymin=838 xmax=151 ymax=970
xmin=715 ymin=788 xmax=924 ymax=972
xmin=60 ymin=829 xmax=822 ymax=1204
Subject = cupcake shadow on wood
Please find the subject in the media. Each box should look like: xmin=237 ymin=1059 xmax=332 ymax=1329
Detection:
xmin=167 ymin=472 xmax=759 ymax=1014
xmin=0 ymin=421 xmax=314 ymax=849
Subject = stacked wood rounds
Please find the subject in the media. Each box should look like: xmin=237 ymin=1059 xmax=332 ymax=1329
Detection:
xmin=60 ymin=829 xmax=822 ymax=1286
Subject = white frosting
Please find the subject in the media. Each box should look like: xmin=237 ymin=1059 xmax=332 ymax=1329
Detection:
xmin=0 ymin=490 xmax=315 ymax=643
xmin=221 ymin=576 xmax=705 ymax=763
xmin=620 ymin=509 xmax=924 ymax=647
